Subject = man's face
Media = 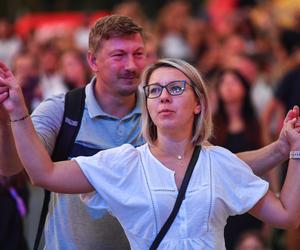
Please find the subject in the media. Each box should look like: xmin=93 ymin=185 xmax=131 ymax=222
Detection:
xmin=93 ymin=33 xmax=146 ymax=96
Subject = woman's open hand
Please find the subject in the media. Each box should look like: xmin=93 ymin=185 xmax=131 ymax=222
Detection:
xmin=0 ymin=62 xmax=28 ymax=120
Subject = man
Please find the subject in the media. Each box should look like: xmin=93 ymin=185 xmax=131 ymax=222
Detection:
xmin=0 ymin=15 xmax=299 ymax=249
xmin=1 ymin=15 xmax=146 ymax=250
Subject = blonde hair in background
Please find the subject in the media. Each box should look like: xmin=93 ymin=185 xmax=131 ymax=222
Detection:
xmin=141 ymin=58 xmax=212 ymax=145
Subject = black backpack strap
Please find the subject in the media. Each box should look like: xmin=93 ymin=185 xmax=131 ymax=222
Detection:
xmin=51 ymin=87 xmax=86 ymax=161
xmin=150 ymin=145 xmax=201 ymax=250
xmin=33 ymin=87 xmax=86 ymax=250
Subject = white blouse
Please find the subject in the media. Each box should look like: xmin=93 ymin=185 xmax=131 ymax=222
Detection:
xmin=75 ymin=143 xmax=269 ymax=250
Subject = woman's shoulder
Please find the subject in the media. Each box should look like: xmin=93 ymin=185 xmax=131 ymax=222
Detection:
xmin=202 ymin=144 xmax=250 ymax=171
xmin=202 ymin=144 xmax=236 ymax=158
xmin=101 ymin=143 xmax=141 ymax=159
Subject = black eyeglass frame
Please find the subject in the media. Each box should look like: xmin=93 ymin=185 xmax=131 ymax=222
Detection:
xmin=143 ymin=80 xmax=192 ymax=99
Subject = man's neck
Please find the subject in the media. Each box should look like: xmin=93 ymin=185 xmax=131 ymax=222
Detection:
xmin=93 ymin=83 xmax=137 ymax=118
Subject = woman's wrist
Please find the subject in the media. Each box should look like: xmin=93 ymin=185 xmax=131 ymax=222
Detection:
xmin=10 ymin=114 xmax=30 ymax=123
xmin=9 ymin=104 xmax=29 ymax=122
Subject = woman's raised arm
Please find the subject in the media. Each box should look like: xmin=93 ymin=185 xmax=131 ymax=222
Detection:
xmin=0 ymin=61 xmax=93 ymax=193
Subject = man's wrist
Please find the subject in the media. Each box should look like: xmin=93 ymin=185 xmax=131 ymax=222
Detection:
xmin=275 ymin=139 xmax=290 ymax=161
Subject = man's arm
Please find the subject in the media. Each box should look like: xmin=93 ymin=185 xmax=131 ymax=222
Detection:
xmin=238 ymin=106 xmax=299 ymax=176
xmin=237 ymin=141 xmax=287 ymax=176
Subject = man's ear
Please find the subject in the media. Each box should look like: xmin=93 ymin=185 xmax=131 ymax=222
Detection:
xmin=87 ymin=52 xmax=97 ymax=72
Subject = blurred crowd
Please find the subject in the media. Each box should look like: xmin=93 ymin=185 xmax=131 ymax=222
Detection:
xmin=1 ymin=0 xmax=300 ymax=249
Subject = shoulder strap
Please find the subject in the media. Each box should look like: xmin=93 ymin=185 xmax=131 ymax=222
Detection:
xmin=33 ymin=87 xmax=86 ymax=250
xmin=149 ymin=145 xmax=201 ymax=250
xmin=51 ymin=87 xmax=86 ymax=161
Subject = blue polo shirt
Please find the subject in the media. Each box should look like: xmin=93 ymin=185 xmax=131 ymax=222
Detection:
xmin=31 ymin=78 xmax=145 ymax=250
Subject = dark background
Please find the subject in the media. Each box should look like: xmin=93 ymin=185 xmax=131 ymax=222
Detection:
xmin=0 ymin=0 xmax=209 ymax=20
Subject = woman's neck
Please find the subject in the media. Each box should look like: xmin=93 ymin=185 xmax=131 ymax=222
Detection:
xmin=151 ymin=132 xmax=194 ymax=161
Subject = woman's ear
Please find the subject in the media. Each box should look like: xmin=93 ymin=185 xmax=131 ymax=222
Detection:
xmin=194 ymin=104 xmax=201 ymax=114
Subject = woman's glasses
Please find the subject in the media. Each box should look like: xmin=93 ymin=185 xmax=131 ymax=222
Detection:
xmin=143 ymin=80 xmax=190 ymax=99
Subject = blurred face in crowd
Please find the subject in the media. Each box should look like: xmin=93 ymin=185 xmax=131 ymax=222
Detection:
xmin=39 ymin=47 xmax=60 ymax=74
xmin=89 ymin=33 xmax=146 ymax=96
xmin=61 ymin=51 xmax=86 ymax=84
xmin=236 ymin=235 xmax=265 ymax=250
xmin=13 ymin=55 xmax=37 ymax=85
xmin=219 ymin=72 xmax=246 ymax=104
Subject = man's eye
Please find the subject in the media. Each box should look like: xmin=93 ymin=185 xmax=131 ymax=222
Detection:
xmin=111 ymin=53 xmax=124 ymax=58
xmin=135 ymin=52 xmax=145 ymax=57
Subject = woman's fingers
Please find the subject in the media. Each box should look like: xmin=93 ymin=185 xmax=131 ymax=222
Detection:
xmin=0 ymin=62 xmax=16 ymax=85
xmin=0 ymin=91 xmax=8 ymax=103
xmin=0 ymin=61 xmax=11 ymax=72
xmin=0 ymin=86 xmax=9 ymax=92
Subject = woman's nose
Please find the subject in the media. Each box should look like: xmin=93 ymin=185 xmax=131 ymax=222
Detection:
xmin=159 ymin=88 xmax=172 ymax=102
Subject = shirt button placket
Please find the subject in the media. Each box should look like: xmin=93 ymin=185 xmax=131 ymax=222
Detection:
xmin=116 ymin=121 xmax=124 ymax=143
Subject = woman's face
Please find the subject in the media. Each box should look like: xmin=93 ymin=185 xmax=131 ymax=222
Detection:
xmin=218 ymin=72 xmax=245 ymax=104
xmin=146 ymin=67 xmax=201 ymax=133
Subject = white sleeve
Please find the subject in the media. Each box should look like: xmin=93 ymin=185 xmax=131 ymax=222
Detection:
xmin=74 ymin=144 xmax=140 ymax=212
xmin=210 ymin=146 xmax=269 ymax=216
xmin=31 ymin=94 xmax=65 ymax=154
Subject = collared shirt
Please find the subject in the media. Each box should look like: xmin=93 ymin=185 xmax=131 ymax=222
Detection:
xmin=31 ymin=78 xmax=144 ymax=250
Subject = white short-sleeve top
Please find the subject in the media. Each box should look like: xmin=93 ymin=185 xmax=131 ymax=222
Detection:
xmin=75 ymin=143 xmax=269 ymax=250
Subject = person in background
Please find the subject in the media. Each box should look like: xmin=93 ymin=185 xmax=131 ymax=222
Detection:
xmin=37 ymin=40 xmax=68 ymax=99
xmin=234 ymin=230 xmax=267 ymax=250
xmin=0 ymin=18 xmax=22 ymax=67
xmin=12 ymin=52 xmax=41 ymax=112
xmin=60 ymin=48 xmax=90 ymax=90
xmin=210 ymin=69 xmax=267 ymax=249
xmin=0 ymin=172 xmax=29 ymax=250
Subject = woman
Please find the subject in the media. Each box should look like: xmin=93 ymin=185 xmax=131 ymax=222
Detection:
xmin=1 ymin=58 xmax=300 ymax=250
xmin=210 ymin=69 xmax=265 ymax=249
xmin=211 ymin=69 xmax=262 ymax=152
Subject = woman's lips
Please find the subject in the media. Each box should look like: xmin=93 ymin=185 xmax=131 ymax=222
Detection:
xmin=158 ymin=109 xmax=175 ymax=115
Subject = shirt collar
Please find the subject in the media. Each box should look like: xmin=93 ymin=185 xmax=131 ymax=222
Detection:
xmin=86 ymin=77 xmax=142 ymax=119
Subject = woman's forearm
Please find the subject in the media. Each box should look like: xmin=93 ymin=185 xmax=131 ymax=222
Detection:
xmin=10 ymin=114 xmax=93 ymax=194
xmin=10 ymin=114 xmax=54 ymax=186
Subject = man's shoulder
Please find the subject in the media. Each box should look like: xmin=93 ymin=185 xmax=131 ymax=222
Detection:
xmin=33 ymin=93 xmax=66 ymax=114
